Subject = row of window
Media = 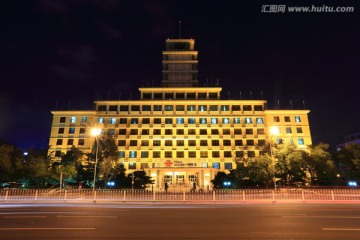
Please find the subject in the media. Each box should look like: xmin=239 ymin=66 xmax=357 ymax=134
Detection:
xmin=274 ymin=116 xmax=302 ymax=123
xmin=123 ymin=162 xmax=232 ymax=170
xmin=97 ymin=104 xmax=264 ymax=112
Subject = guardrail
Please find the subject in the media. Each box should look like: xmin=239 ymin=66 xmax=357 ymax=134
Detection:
xmin=1 ymin=189 xmax=360 ymax=203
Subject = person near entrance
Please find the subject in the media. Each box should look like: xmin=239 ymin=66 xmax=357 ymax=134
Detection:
xmin=164 ymin=182 xmax=168 ymax=192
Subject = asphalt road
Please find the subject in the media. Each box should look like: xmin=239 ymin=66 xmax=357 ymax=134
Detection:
xmin=0 ymin=203 xmax=360 ymax=239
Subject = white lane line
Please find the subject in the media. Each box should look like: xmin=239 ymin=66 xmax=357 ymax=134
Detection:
xmin=3 ymin=216 xmax=46 ymax=218
xmin=323 ymin=228 xmax=360 ymax=231
xmin=57 ymin=215 xmax=117 ymax=218
xmin=283 ymin=215 xmax=360 ymax=219
xmin=0 ymin=228 xmax=95 ymax=230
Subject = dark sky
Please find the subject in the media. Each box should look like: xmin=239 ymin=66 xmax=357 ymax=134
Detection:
xmin=1 ymin=0 xmax=359 ymax=150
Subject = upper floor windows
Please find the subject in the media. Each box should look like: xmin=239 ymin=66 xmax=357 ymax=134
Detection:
xmin=295 ymin=116 xmax=301 ymax=122
xmin=70 ymin=116 xmax=76 ymax=123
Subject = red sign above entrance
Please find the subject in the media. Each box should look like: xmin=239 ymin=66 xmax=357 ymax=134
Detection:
xmin=164 ymin=160 xmax=173 ymax=167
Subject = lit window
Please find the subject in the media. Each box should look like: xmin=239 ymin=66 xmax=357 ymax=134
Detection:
xmin=211 ymin=118 xmax=218 ymax=124
xmin=81 ymin=117 xmax=87 ymax=123
xmin=165 ymin=105 xmax=173 ymax=111
xmin=298 ymin=138 xmax=304 ymax=145
xmin=212 ymin=162 xmax=220 ymax=169
xmin=245 ymin=118 xmax=252 ymax=124
xmin=70 ymin=117 xmax=76 ymax=123
xmin=199 ymin=105 xmax=207 ymax=112
xmin=108 ymin=118 xmax=116 ymax=124
xmin=286 ymin=127 xmax=292 ymax=133
xmin=119 ymin=151 xmax=125 ymax=158
xmin=295 ymin=116 xmax=301 ymax=122
xmin=129 ymin=163 xmax=136 ymax=169
xmin=222 ymin=118 xmax=229 ymax=124
xmin=165 ymin=118 xmax=172 ymax=124
xmin=131 ymin=118 xmax=138 ymax=124
xmin=225 ymin=163 xmax=232 ymax=169
xmin=129 ymin=151 xmax=137 ymax=158
xmin=176 ymin=118 xmax=184 ymax=124
xmin=188 ymin=118 xmax=196 ymax=124
xmin=187 ymin=105 xmax=196 ymax=111
xmin=221 ymin=105 xmax=229 ymax=111
xmin=234 ymin=118 xmax=241 ymax=124
xmin=256 ymin=118 xmax=264 ymax=124
xmin=200 ymin=118 xmax=207 ymax=124
xmin=98 ymin=118 xmax=104 ymax=123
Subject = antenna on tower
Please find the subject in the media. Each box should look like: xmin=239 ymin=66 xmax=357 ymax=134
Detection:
xmin=178 ymin=20 xmax=182 ymax=38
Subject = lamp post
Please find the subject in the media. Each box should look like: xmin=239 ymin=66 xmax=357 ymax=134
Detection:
xmin=91 ymin=128 xmax=101 ymax=192
xmin=269 ymin=126 xmax=280 ymax=191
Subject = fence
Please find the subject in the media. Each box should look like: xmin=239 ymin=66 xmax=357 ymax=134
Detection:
xmin=1 ymin=188 xmax=360 ymax=203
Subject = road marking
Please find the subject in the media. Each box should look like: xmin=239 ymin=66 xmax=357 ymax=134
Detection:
xmin=3 ymin=216 xmax=46 ymax=218
xmin=323 ymin=228 xmax=360 ymax=231
xmin=0 ymin=228 xmax=95 ymax=230
xmin=57 ymin=215 xmax=117 ymax=218
xmin=283 ymin=215 xmax=360 ymax=219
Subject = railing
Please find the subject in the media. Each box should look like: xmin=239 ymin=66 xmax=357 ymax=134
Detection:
xmin=1 ymin=189 xmax=360 ymax=203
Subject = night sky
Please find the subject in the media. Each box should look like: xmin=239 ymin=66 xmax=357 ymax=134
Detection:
xmin=1 ymin=0 xmax=359 ymax=150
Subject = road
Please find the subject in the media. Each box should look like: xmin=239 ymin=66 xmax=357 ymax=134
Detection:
xmin=0 ymin=202 xmax=360 ymax=239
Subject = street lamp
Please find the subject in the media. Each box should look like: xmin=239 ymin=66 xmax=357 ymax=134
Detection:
xmin=91 ymin=128 xmax=101 ymax=192
xmin=269 ymin=126 xmax=280 ymax=191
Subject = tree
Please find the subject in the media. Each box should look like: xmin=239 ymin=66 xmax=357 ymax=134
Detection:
xmin=123 ymin=170 xmax=154 ymax=189
xmin=334 ymin=143 xmax=360 ymax=181
xmin=0 ymin=144 xmax=17 ymax=182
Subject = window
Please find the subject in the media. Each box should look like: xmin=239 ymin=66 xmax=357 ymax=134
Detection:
xmin=176 ymin=118 xmax=184 ymax=124
xmin=153 ymin=140 xmax=161 ymax=146
xmin=142 ymin=129 xmax=149 ymax=135
xmin=198 ymin=93 xmax=206 ymax=99
xmin=209 ymin=105 xmax=218 ymax=111
xmin=67 ymin=139 xmax=74 ymax=145
xmin=143 ymin=93 xmax=151 ymax=100
xmin=119 ymin=151 xmax=125 ymax=158
xmin=188 ymin=140 xmax=196 ymax=146
xmin=165 ymin=129 xmax=172 ymax=135
xmin=129 ymin=162 xmax=136 ymax=169
xmin=177 ymin=140 xmax=184 ymax=146
xmin=165 ymin=140 xmax=172 ymax=146
xmin=130 ymin=140 xmax=137 ymax=146
xmin=212 ymin=151 xmax=220 ymax=158
xmin=78 ymin=139 xmax=84 ymax=146
xmin=254 ymin=105 xmax=263 ymax=111
xmin=225 ymin=163 xmax=233 ymax=170
xmin=245 ymin=129 xmax=253 ymax=135
xmin=130 ymin=118 xmax=138 ymax=124
xmin=200 ymin=118 xmax=207 ymax=124
xmin=153 ymin=151 xmax=160 ymax=158
xmin=177 ymin=152 xmax=184 ymax=158
xmin=188 ymin=118 xmax=196 ymax=124
xmin=165 ymin=105 xmax=173 ymax=111
xmin=165 ymin=151 xmax=172 ymax=158
xmin=187 ymin=105 xmax=196 ymax=111
xmin=79 ymin=128 xmax=85 ymax=134
xmin=108 ymin=118 xmax=116 ymax=124
xmin=120 ymin=105 xmax=129 ymax=112
xmin=70 ymin=116 xmax=76 ymax=123
xmin=189 ymin=151 xmax=196 ymax=158
xmin=235 ymin=151 xmax=243 ymax=158
xmin=234 ymin=129 xmax=242 ymax=135
xmin=108 ymin=129 xmax=115 ymax=135
xmin=56 ymin=139 xmax=63 ymax=145
xmin=199 ymin=105 xmax=207 ymax=112
xmin=286 ymin=127 xmax=292 ymax=133
xmin=200 ymin=151 xmax=208 ymax=158
xmin=212 ymin=162 xmax=220 ymax=169
xmin=140 ymin=151 xmax=148 ymax=159
xmin=129 ymin=151 xmax=137 ymax=158
xmin=153 ymin=129 xmax=161 ymax=135
xmin=296 ymin=127 xmax=303 ymax=133
xmin=98 ymin=105 xmax=106 ymax=111
xmin=235 ymin=140 xmax=243 ymax=146
xmin=142 ymin=118 xmax=150 ymax=124
xmin=245 ymin=118 xmax=252 ymax=124
xmin=223 ymin=129 xmax=230 ymax=135
xmin=284 ymin=116 xmax=291 ymax=122
xmin=154 ymin=93 xmax=162 ymax=99
xmin=221 ymin=105 xmax=229 ymax=111
xmin=176 ymin=105 xmax=184 ymax=111
xmin=165 ymin=93 xmax=174 ymax=99
xmin=243 ymin=105 xmax=252 ymax=111
xmin=187 ymin=93 xmax=196 ymax=99
xmin=248 ymin=151 xmax=255 ymax=158
xmin=256 ymin=118 xmax=264 ymax=124
xmin=232 ymin=105 xmax=241 ymax=111
xmin=118 ymin=140 xmax=126 ymax=146
xmin=165 ymin=118 xmax=172 ymax=124
xmin=131 ymin=105 xmax=140 ymax=111
xmin=119 ymin=118 xmax=127 ymax=124
xmin=119 ymin=129 xmax=126 ymax=135
xmin=258 ymin=139 xmax=266 ymax=146
xmin=222 ymin=118 xmax=230 ymax=124
xmin=210 ymin=118 xmax=218 ymax=124
xmin=154 ymin=118 xmax=161 ymax=124
xmin=141 ymin=140 xmax=149 ymax=146
xmin=154 ymin=105 xmax=162 ymax=111
xmin=223 ymin=140 xmax=231 ymax=146
xmin=212 ymin=140 xmax=219 ymax=146
xmin=200 ymin=129 xmax=207 ymax=135
xmin=295 ymin=116 xmax=301 ymax=122
xmin=257 ymin=128 xmax=265 ymax=135
xmin=98 ymin=117 xmax=104 ymax=123
xmin=142 ymin=105 xmax=151 ymax=111
xmin=140 ymin=163 xmax=149 ymax=169
xmin=200 ymin=140 xmax=208 ymax=146
xmin=188 ymin=129 xmax=196 ymax=135
xmin=298 ymin=138 xmax=304 ymax=145
xmin=274 ymin=116 xmax=280 ymax=122
xmin=234 ymin=118 xmax=241 ymax=124
xmin=130 ymin=129 xmax=138 ymax=135
xmin=60 ymin=117 xmax=66 ymax=123
xmin=246 ymin=140 xmax=255 ymax=146
xmin=58 ymin=128 xmax=64 ymax=134
xmin=176 ymin=129 xmax=184 ymax=135
xmin=209 ymin=93 xmax=217 ymax=99
xmin=81 ymin=116 xmax=87 ymax=123
xmin=211 ymin=129 xmax=219 ymax=135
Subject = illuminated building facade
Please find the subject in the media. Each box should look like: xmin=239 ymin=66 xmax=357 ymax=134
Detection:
xmin=48 ymin=37 xmax=312 ymax=190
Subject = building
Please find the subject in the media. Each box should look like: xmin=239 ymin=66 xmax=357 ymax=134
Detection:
xmin=336 ymin=132 xmax=360 ymax=151
xmin=48 ymin=36 xmax=312 ymax=190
